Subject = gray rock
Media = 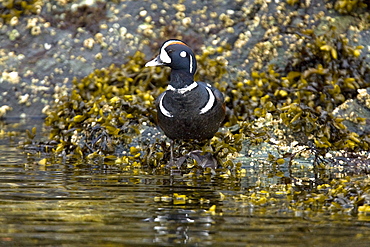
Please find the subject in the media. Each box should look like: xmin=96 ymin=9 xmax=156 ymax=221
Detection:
xmin=333 ymin=88 xmax=370 ymax=135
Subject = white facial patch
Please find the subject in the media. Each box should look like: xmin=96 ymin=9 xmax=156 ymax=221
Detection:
xmin=159 ymin=48 xmax=171 ymax=64
xmin=167 ymin=81 xmax=198 ymax=94
xmin=189 ymin=54 xmax=193 ymax=74
xmin=158 ymin=92 xmax=173 ymax=118
xmin=180 ymin=51 xmax=187 ymax=57
xmin=159 ymin=40 xmax=187 ymax=64
xmin=200 ymin=86 xmax=215 ymax=114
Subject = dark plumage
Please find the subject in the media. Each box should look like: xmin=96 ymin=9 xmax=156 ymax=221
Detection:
xmin=146 ymin=39 xmax=225 ymax=141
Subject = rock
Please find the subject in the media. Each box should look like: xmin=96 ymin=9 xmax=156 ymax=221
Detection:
xmin=333 ymin=88 xmax=370 ymax=135
xmin=0 ymin=0 xmax=369 ymax=120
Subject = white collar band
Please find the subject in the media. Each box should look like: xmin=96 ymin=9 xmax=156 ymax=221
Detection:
xmin=167 ymin=81 xmax=198 ymax=94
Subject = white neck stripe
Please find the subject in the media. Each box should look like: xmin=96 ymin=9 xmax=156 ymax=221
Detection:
xmin=200 ymin=86 xmax=215 ymax=114
xmin=167 ymin=81 xmax=198 ymax=94
xmin=158 ymin=92 xmax=173 ymax=118
xmin=189 ymin=54 xmax=193 ymax=74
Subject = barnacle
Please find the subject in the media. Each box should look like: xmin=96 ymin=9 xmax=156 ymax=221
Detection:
xmin=279 ymin=26 xmax=370 ymax=150
xmin=226 ymin=23 xmax=370 ymax=152
xmin=49 ymin=1 xmax=107 ymax=34
xmin=18 ymin=6 xmax=369 ymax=177
xmin=34 ymin=47 xmax=242 ymax=175
xmin=43 ymin=51 xmax=161 ymax=161
xmin=0 ymin=105 xmax=12 ymax=118
xmin=8 ymin=0 xmax=369 ymax=225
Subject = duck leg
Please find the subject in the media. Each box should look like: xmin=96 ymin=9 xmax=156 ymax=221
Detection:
xmin=170 ymin=139 xmax=174 ymax=165
xmin=166 ymin=139 xmax=188 ymax=169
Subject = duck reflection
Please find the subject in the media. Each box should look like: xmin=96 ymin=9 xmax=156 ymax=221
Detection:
xmin=144 ymin=207 xmax=215 ymax=245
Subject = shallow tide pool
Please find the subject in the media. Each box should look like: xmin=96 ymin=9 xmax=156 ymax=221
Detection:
xmin=0 ymin=120 xmax=369 ymax=246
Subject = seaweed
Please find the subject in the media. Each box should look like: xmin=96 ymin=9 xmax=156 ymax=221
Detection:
xmin=0 ymin=0 xmax=43 ymax=24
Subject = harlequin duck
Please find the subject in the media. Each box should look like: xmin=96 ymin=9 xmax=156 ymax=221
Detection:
xmin=146 ymin=39 xmax=225 ymax=165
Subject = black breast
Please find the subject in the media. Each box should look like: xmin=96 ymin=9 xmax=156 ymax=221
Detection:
xmin=156 ymin=83 xmax=225 ymax=140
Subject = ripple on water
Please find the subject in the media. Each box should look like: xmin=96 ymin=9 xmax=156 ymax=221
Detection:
xmin=0 ymin=122 xmax=370 ymax=246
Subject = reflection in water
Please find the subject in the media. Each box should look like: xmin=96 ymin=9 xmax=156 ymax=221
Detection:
xmin=0 ymin=120 xmax=369 ymax=246
xmin=145 ymin=208 xmax=214 ymax=245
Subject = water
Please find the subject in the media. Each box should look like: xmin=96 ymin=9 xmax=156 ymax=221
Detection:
xmin=0 ymin=120 xmax=369 ymax=246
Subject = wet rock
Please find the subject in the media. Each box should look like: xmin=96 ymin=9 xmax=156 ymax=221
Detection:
xmin=333 ymin=88 xmax=370 ymax=135
xmin=0 ymin=0 xmax=369 ymax=123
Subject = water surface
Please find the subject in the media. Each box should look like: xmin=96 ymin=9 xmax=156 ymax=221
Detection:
xmin=0 ymin=120 xmax=369 ymax=246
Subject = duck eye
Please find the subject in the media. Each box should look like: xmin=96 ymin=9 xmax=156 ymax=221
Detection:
xmin=180 ymin=51 xmax=187 ymax=58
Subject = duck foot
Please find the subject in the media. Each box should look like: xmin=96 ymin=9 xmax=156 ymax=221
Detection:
xmin=166 ymin=150 xmax=218 ymax=170
xmin=166 ymin=156 xmax=187 ymax=169
xmin=187 ymin=150 xmax=218 ymax=170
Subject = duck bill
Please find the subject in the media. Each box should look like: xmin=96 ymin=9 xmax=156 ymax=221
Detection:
xmin=145 ymin=55 xmax=163 ymax=67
